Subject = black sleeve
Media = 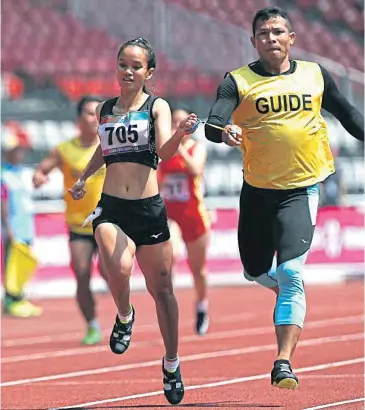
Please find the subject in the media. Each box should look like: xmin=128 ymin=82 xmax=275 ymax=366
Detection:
xmin=205 ymin=74 xmax=240 ymax=143
xmin=320 ymin=65 xmax=364 ymax=141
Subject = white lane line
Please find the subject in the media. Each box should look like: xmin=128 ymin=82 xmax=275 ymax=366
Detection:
xmin=2 ymin=332 xmax=363 ymax=387
xmin=26 ymin=374 xmax=365 ymax=386
xmin=1 ymin=312 xmax=257 ymax=348
xmin=300 ymin=374 xmax=363 ymax=379
xmin=56 ymin=358 xmax=365 ymax=409
xmin=2 ymin=314 xmax=363 ymax=364
xmin=303 ymin=397 xmax=365 ymax=409
xmin=3 ymin=303 xmax=361 ymax=348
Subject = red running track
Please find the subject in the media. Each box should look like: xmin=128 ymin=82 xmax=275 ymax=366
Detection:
xmin=1 ymin=282 xmax=364 ymax=409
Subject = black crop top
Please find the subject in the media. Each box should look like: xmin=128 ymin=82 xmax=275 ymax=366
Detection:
xmin=98 ymin=95 xmax=160 ymax=169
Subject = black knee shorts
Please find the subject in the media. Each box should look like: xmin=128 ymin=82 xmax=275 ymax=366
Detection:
xmin=238 ymin=182 xmax=320 ymax=277
xmin=92 ymin=193 xmax=170 ymax=247
xmin=69 ymin=231 xmax=98 ymax=250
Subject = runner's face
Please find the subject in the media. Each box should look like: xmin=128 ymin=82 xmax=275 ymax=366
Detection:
xmin=251 ymin=16 xmax=295 ymax=64
xmin=78 ymin=101 xmax=99 ymax=138
xmin=117 ymin=46 xmax=154 ymax=92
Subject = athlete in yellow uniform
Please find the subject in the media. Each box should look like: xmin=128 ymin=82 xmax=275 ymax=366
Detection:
xmin=205 ymin=7 xmax=364 ymax=390
xmin=33 ymin=96 xmax=107 ymax=345
xmin=57 ymin=138 xmax=106 ymax=236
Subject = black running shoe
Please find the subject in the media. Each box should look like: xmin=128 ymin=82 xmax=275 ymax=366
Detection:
xmin=196 ymin=310 xmax=209 ymax=335
xmin=162 ymin=359 xmax=185 ymax=405
xmin=109 ymin=306 xmax=135 ymax=355
xmin=271 ymin=359 xmax=299 ymax=390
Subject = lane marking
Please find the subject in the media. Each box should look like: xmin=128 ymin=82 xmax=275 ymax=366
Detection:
xmin=23 ymin=374 xmax=364 ymax=386
xmin=1 ymin=312 xmax=257 ymax=348
xmin=3 ymin=303 xmax=361 ymax=348
xmin=2 ymin=314 xmax=363 ymax=364
xmin=2 ymin=332 xmax=363 ymax=387
xmin=56 ymin=358 xmax=365 ymax=409
xmin=303 ymin=397 xmax=365 ymax=409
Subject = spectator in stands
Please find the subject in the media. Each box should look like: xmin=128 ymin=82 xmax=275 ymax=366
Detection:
xmin=159 ymin=107 xmax=211 ymax=335
xmin=68 ymin=37 xmax=199 ymax=405
xmin=1 ymin=124 xmax=42 ymax=318
xmin=32 ymin=96 xmax=107 ymax=346
xmin=205 ymin=6 xmax=364 ymax=391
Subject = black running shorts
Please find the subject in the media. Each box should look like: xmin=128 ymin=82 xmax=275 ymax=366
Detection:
xmin=92 ymin=193 xmax=170 ymax=247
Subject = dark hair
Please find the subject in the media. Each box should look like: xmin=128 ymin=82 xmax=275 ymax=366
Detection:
xmin=252 ymin=7 xmax=293 ymax=36
xmin=77 ymin=95 xmax=103 ymax=117
xmin=117 ymin=37 xmax=156 ymax=94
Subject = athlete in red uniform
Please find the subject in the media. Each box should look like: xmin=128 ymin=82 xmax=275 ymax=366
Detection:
xmin=159 ymin=108 xmax=210 ymax=335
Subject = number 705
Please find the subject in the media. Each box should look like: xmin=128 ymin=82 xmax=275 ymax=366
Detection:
xmin=105 ymin=125 xmax=138 ymax=145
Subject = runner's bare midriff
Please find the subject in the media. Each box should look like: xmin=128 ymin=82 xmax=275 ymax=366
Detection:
xmin=102 ymin=162 xmax=159 ymax=199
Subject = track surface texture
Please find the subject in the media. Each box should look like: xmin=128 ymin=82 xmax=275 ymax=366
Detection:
xmin=2 ymin=282 xmax=364 ymax=410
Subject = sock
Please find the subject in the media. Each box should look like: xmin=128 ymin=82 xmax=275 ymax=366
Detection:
xmin=118 ymin=305 xmax=133 ymax=324
xmin=197 ymin=299 xmax=208 ymax=313
xmin=88 ymin=318 xmax=100 ymax=330
xmin=5 ymin=292 xmax=22 ymax=303
xmin=164 ymin=356 xmax=179 ymax=373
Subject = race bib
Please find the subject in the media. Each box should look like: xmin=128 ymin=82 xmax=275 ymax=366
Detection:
xmin=99 ymin=111 xmax=150 ymax=156
xmin=161 ymin=174 xmax=190 ymax=202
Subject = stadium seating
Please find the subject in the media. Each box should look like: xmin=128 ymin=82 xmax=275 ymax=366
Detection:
xmin=2 ymin=0 xmax=363 ymax=101
xmin=1 ymin=0 xmax=220 ymax=99
xmin=296 ymin=0 xmax=364 ymax=34
xmin=165 ymin=0 xmax=363 ymax=71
